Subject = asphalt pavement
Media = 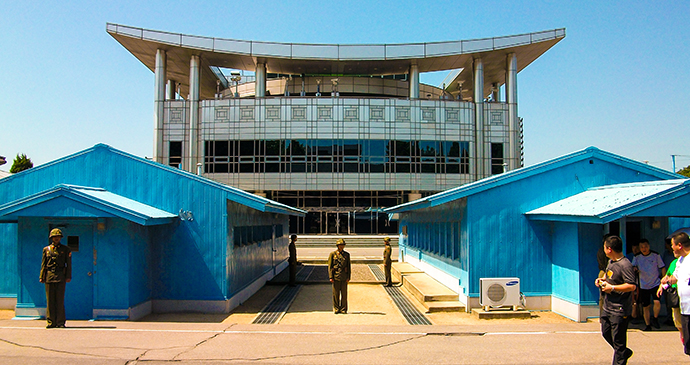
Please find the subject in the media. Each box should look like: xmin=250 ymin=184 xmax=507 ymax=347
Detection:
xmin=0 ymin=262 xmax=687 ymax=364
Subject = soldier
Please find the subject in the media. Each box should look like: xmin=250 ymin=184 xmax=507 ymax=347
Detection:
xmin=288 ymin=234 xmax=298 ymax=286
xmin=39 ymin=228 xmax=72 ymax=328
xmin=327 ymin=239 xmax=351 ymax=314
xmin=383 ymin=237 xmax=392 ymax=286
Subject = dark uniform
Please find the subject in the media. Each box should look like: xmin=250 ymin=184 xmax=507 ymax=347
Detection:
xmin=383 ymin=238 xmax=392 ymax=286
xmin=288 ymin=235 xmax=297 ymax=286
xmin=601 ymin=256 xmax=636 ymax=365
xmin=328 ymin=240 xmax=351 ymax=314
xmin=40 ymin=229 xmax=72 ymax=328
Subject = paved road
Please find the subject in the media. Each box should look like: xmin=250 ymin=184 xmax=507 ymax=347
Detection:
xmin=0 ymin=320 xmax=686 ymax=364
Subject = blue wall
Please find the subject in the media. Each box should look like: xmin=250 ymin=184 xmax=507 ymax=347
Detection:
xmin=551 ymin=222 xmax=580 ymax=303
xmin=227 ymin=200 xmax=288 ymax=296
xmin=399 ymin=199 xmax=469 ymax=293
xmin=578 ymin=223 xmax=603 ymax=305
xmin=0 ymin=223 xmax=17 ymax=298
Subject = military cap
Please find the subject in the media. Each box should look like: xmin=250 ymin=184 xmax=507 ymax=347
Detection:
xmin=49 ymin=228 xmax=63 ymax=238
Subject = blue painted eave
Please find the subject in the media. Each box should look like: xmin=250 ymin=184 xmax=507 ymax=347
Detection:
xmin=0 ymin=184 xmax=177 ymax=226
xmin=525 ymin=179 xmax=690 ymax=224
xmin=385 ymin=146 xmax=682 ymax=214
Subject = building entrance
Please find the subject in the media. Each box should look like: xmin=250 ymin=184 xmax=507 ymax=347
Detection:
xmin=273 ymin=190 xmax=405 ymax=235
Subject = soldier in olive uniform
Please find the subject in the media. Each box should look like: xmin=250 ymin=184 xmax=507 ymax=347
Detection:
xmin=328 ymin=239 xmax=351 ymax=314
xmin=40 ymin=228 xmax=72 ymax=328
xmin=383 ymin=237 xmax=392 ymax=286
xmin=288 ymin=234 xmax=298 ymax=286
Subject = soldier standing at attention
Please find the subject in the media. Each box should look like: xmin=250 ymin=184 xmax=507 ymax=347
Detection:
xmin=328 ymin=239 xmax=351 ymax=314
xmin=40 ymin=228 xmax=72 ymax=328
xmin=288 ymin=234 xmax=298 ymax=287
xmin=383 ymin=237 xmax=392 ymax=286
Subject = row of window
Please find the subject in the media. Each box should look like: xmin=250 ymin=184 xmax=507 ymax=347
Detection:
xmin=169 ymin=140 xmax=505 ymax=175
xmin=198 ymin=139 xmax=471 ymax=174
xmin=232 ymin=225 xmax=284 ymax=248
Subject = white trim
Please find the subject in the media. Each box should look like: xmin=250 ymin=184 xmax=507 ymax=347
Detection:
xmin=93 ymin=300 xmax=152 ymax=321
xmin=403 ymin=253 xmax=468 ymax=309
xmin=551 ymin=296 xmax=594 ymax=322
xmin=15 ymin=306 xmax=44 ymax=318
xmin=0 ymin=297 xmax=16 ymax=310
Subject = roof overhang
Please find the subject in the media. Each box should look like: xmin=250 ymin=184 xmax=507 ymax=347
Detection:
xmin=0 ymin=185 xmax=177 ymax=226
xmin=107 ymin=23 xmax=564 ymax=100
xmin=525 ymin=179 xmax=690 ymax=224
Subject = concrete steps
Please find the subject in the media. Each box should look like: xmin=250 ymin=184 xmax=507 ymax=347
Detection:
xmin=296 ymin=235 xmax=398 ymax=247
xmin=392 ymin=262 xmax=465 ymax=313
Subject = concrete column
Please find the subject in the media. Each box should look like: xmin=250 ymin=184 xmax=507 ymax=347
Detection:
xmin=473 ymin=58 xmax=485 ymax=179
xmin=153 ymin=49 xmax=167 ymax=164
xmin=408 ymin=64 xmax=420 ymax=99
xmin=166 ymin=80 xmax=177 ymax=100
xmin=505 ymin=53 xmax=519 ymax=170
xmin=255 ymin=62 xmax=266 ymax=97
xmin=188 ymin=55 xmax=201 ymax=173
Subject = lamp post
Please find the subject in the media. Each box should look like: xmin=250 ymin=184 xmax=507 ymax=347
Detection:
xmin=230 ymin=72 xmax=241 ymax=98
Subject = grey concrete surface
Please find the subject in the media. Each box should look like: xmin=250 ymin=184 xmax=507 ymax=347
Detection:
xmin=0 ymin=263 xmax=685 ymax=364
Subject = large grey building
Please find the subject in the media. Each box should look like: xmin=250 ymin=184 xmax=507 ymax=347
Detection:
xmin=108 ymin=24 xmax=564 ymax=235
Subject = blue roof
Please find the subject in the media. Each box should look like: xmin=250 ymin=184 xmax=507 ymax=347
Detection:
xmin=384 ymin=146 xmax=681 ymax=214
xmin=525 ymin=179 xmax=690 ymax=224
xmin=0 ymin=184 xmax=178 ymax=226
xmin=1 ymin=144 xmax=306 ymax=217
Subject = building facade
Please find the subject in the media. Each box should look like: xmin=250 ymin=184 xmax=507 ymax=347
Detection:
xmin=108 ymin=24 xmax=565 ymax=235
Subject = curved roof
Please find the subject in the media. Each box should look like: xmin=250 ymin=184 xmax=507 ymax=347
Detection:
xmin=107 ymin=23 xmax=565 ymax=100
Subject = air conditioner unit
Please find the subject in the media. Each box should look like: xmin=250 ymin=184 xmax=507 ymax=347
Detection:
xmin=480 ymin=277 xmax=520 ymax=311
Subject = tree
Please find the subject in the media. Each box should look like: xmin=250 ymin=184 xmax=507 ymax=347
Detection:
xmin=10 ymin=153 xmax=33 ymax=173
xmin=678 ymin=164 xmax=690 ymax=178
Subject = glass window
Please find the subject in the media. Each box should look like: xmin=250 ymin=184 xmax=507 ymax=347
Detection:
xmin=169 ymin=141 xmax=182 ymax=168
xmin=316 ymin=139 xmax=333 ymax=156
xmin=491 ymin=143 xmax=504 ymax=175
xmin=418 ymin=141 xmax=438 ymax=157
xmin=239 ymin=141 xmax=254 ymax=156
xmin=343 ymin=140 xmax=360 ymax=156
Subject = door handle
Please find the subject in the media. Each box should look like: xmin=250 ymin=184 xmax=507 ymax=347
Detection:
xmin=87 ymin=272 xmax=92 ymax=276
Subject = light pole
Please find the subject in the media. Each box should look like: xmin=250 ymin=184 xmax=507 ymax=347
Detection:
xmin=230 ymin=72 xmax=241 ymax=98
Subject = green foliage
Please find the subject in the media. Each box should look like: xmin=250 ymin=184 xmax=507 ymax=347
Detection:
xmin=678 ymin=164 xmax=690 ymax=178
xmin=9 ymin=153 xmax=33 ymax=173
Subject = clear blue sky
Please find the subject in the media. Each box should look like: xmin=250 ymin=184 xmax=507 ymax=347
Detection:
xmin=1 ymin=1 xmax=689 ymax=171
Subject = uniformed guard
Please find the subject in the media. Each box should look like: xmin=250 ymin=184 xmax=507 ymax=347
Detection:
xmin=288 ymin=234 xmax=298 ymax=286
xmin=327 ymin=238 xmax=351 ymax=314
xmin=383 ymin=237 xmax=392 ymax=286
xmin=39 ymin=228 xmax=72 ymax=328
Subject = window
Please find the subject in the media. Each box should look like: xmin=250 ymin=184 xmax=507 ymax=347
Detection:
xmin=491 ymin=143 xmax=504 ymax=175
xmin=169 ymin=141 xmax=182 ymax=168
xmin=67 ymin=236 xmax=79 ymax=252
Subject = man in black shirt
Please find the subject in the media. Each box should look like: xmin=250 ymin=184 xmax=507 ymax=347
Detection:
xmin=595 ymin=235 xmax=637 ymax=365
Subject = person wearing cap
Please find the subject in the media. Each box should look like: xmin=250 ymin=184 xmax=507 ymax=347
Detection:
xmin=288 ymin=234 xmax=298 ymax=287
xmin=383 ymin=237 xmax=392 ymax=287
xmin=328 ymin=239 xmax=351 ymax=314
xmin=39 ymin=228 xmax=72 ymax=328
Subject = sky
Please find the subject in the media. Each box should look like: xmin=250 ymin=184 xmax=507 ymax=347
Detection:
xmin=1 ymin=1 xmax=689 ymax=172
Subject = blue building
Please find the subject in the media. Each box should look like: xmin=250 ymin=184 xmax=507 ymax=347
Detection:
xmin=0 ymin=144 xmax=304 ymax=320
xmin=385 ymin=147 xmax=690 ymax=321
